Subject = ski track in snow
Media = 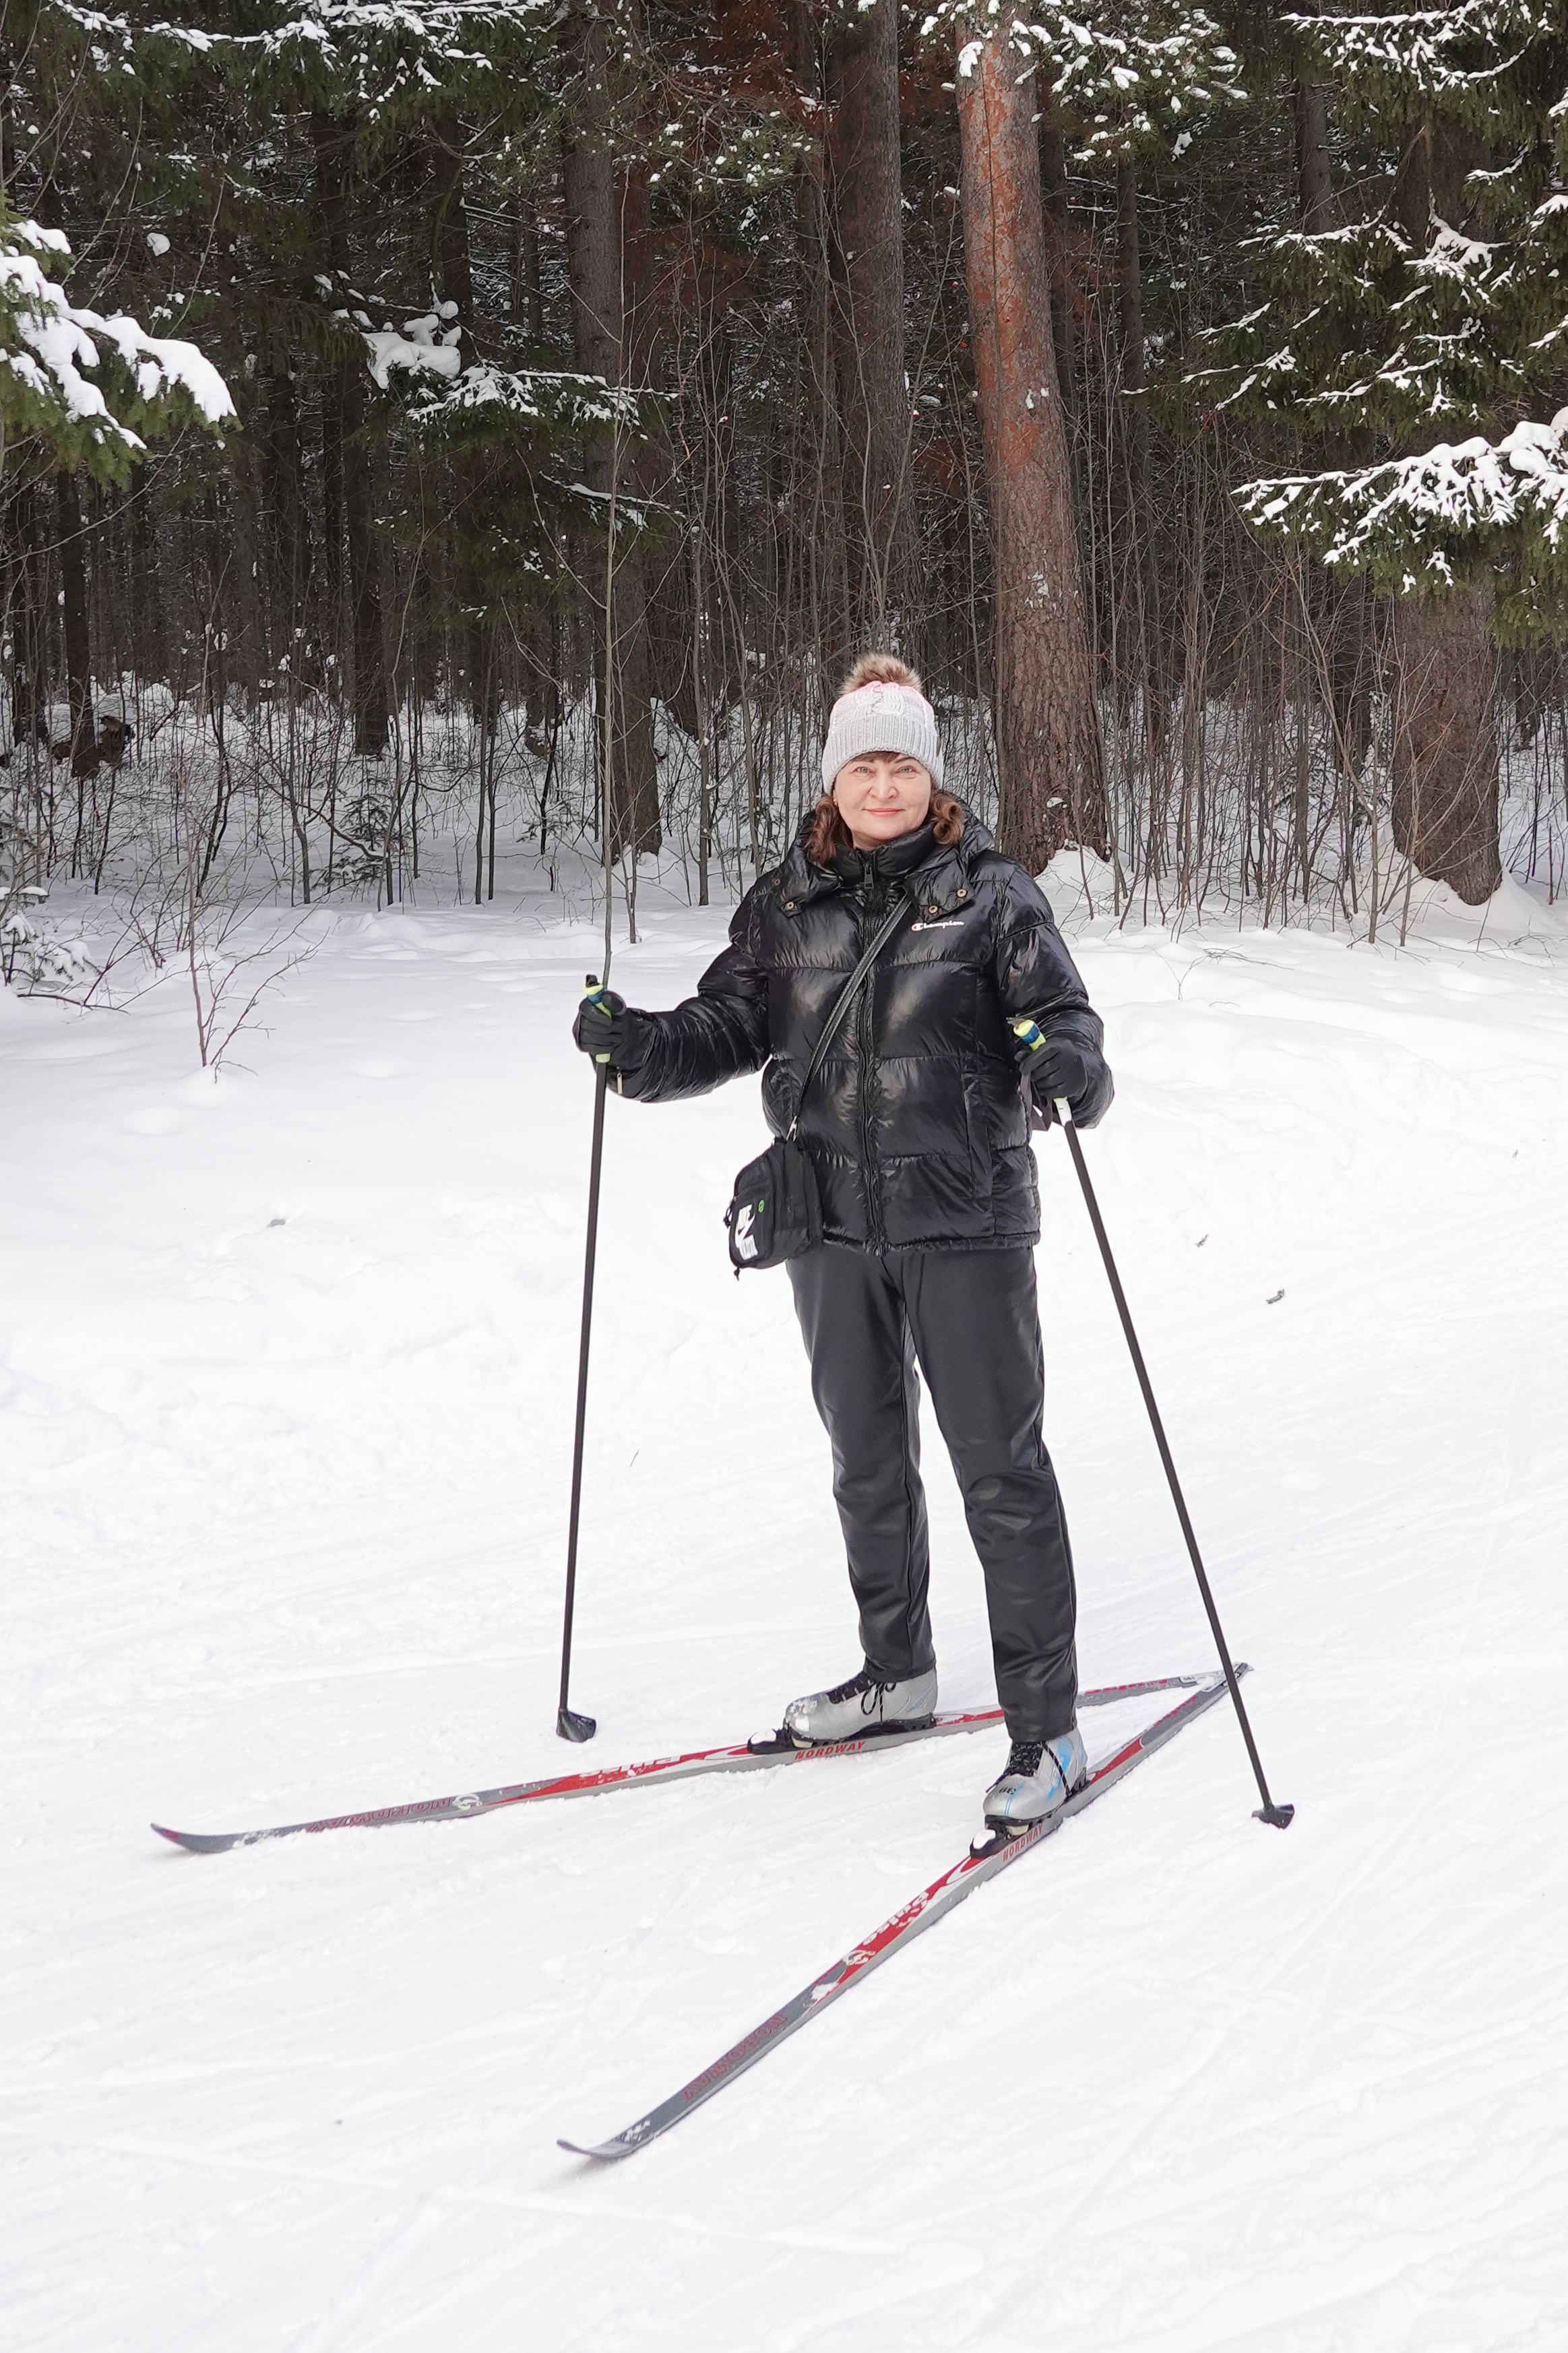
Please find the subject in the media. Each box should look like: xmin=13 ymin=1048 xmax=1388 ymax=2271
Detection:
xmin=3 ymin=863 xmax=1568 ymax=2350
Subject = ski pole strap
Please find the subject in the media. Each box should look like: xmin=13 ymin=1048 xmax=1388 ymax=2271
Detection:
xmin=788 ymin=896 xmax=912 ymax=1140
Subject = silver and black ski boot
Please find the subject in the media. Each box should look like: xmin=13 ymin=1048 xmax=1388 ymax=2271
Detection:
xmin=982 ymin=1725 xmax=1088 ymax=1831
xmin=783 ymin=1666 xmax=939 ymax=1748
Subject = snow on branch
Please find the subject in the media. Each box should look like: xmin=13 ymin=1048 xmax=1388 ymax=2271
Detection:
xmin=363 ymin=310 xmax=465 ymax=390
xmin=931 ymin=1 xmax=1242 ymax=159
xmin=40 ymin=1 xmax=558 ymax=123
xmin=185 ymin=0 xmax=554 ymax=120
xmin=1282 ymin=0 xmax=1544 ymax=96
xmin=404 ymin=362 xmax=643 ymax=441
xmin=1238 ymin=415 xmax=1568 ymax=614
xmin=359 ymin=311 xmax=641 ymax=441
xmin=0 ymin=216 xmax=233 ymax=479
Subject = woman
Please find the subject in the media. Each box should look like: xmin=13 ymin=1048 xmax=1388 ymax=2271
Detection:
xmin=573 ymin=655 xmax=1113 ymax=1833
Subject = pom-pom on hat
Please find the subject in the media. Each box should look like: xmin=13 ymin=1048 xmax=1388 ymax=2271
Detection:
xmin=821 ymin=654 xmax=943 ymax=792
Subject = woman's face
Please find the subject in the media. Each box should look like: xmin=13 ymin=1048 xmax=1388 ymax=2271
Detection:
xmin=832 ymin=752 xmax=934 ymax=851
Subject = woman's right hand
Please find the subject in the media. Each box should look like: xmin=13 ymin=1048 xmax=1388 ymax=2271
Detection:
xmin=573 ymin=985 xmax=632 ymax=1068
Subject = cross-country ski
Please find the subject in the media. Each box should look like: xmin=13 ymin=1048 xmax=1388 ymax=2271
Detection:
xmin=150 ymin=1674 xmax=1212 ymax=1854
xmin=560 ymin=1672 xmax=1230 ymax=2162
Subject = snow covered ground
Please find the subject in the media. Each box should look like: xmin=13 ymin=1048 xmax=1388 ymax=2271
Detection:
xmin=5 ymin=859 xmax=1568 ymax=2350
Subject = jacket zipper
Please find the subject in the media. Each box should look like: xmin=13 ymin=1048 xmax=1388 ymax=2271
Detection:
xmin=859 ymin=878 xmax=886 ymax=1251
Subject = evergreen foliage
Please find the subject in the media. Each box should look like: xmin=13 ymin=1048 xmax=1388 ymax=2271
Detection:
xmin=3 ymin=0 xmax=1568 ymax=927
xmin=1198 ymin=0 xmax=1568 ymax=634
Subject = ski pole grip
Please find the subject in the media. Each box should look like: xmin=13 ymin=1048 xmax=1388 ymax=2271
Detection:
xmin=584 ymin=973 xmax=611 ymax=1065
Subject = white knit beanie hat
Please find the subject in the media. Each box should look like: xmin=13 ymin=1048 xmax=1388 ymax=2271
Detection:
xmin=821 ymin=673 xmax=944 ymax=792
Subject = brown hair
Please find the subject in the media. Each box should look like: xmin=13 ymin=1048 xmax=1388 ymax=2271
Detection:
xmin=807 ymin=650 xmax=961 ymax=865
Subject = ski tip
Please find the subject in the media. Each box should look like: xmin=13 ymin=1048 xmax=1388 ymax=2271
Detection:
xmin=151 ymin=1823 xmax=237 ymax=1855
xmin=557 ymin=2136 xmax=626 ymax=2163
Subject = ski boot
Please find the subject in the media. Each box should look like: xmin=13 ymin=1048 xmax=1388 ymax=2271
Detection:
xmin=783 ymin=1665 xmax=938 ymax=1748
xmin=982 ymin=1725 xmax=1088 ymax=1833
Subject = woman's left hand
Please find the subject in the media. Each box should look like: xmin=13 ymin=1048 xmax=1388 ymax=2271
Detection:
xmin=1017 ymin=1027 xmax=1114 ymax=1129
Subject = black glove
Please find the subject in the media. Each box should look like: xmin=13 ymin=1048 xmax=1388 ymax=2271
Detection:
xmin=573 ymin=985 xmax=637 ymax=1070
xmin=1011 ymin=1018 xmax=1114 ymax=1129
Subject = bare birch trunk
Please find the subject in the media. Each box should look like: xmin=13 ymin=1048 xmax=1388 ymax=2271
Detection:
xmin=955 ymin=28 xmax=1107 ymax=864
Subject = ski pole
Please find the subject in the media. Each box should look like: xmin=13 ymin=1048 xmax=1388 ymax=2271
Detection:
xmin=557 ymin=973 xmax=610 ymax=1744
xmin=1051 ymin=1093 xmax=1293 ymax=1829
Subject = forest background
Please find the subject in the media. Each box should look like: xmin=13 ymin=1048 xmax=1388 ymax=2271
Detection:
xmin=7 ymin=0 xmax=1568 ymax=966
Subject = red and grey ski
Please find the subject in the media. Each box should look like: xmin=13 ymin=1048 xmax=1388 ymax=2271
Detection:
xmin=150 ymin=1674 xmax=1211 ymax=1855
xmin=558 ymin=1670 xmax=1236 ymax=2162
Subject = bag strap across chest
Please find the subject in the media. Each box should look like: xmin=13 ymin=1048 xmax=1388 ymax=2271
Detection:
xmin=788 ymin=894 xmax=912 ymax=1140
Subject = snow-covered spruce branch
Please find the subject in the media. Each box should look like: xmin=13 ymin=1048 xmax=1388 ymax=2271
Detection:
xmin=359 ymin=311 xmax=641 ymax=439
xmin=1187 ymin=195 xmax=1568 ymax=443
xmin=931 ymin=1 xmax=1242 ymax=161
xmin=40 ymin=0 xmax=560 ymax=136
xmin=0 ymin=216 xmax=232 ymax=481
xmin=1238 ymin=412 xmax=1568 ymax=601
xmin=1282 ymin=0 xmax=1546 ymax=100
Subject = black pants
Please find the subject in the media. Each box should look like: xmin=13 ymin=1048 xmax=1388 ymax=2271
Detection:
xmin=787 ymin=1244 xmax=1078 ymax=1743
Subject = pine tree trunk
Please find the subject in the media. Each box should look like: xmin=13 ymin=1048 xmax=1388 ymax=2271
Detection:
xmin=1385 ymin=113 xmax=1501 ymax=902
xmin=1392 ymin=590 xmax=1501 ymax=903
xmin=263 ymin=369 xmax=309 ymax=675
xmin=1038 ymin=112 xmax=1077 ymax=441
xmin=513 ymin=187 xmax=545 ymax=342
xmin=794 ymin=1 xmax=842 ymax=700
xmin=129 ymin=478 xmax=168 ymax=686
xmin=1295 ymin=85 xmax=1334 ymax=232
xmin=319 ymin=382 xmax=344 ymax=676
xmin=562 ymin=4 xmax=660 ymax=860
xmin=956 ymin=30 xmax=1108 ymax=864
xmin=1116 ymin=154 xmax=1162 ymax=739
xmin=55 ymin=468 xmax=97 ymax=783
xmin=826 ymin=0 xmax=916 ymax=652
xmin=313 ymin=110 xmax=389 ymax=758
xmin=625 ymin=162 xmax=689 ymax=740
xmin=432 ymin=107 xmax=497 ymax=805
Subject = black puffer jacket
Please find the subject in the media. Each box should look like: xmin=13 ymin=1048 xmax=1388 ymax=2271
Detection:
xmin=610 ymin=807 xmax=1111 ymax=1250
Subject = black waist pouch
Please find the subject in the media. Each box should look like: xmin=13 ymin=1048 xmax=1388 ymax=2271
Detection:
xmin=724 ymin=1136 xmax=823 ymax=1272
xmin=722 ymin=895 xmax=910 ymax=1276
